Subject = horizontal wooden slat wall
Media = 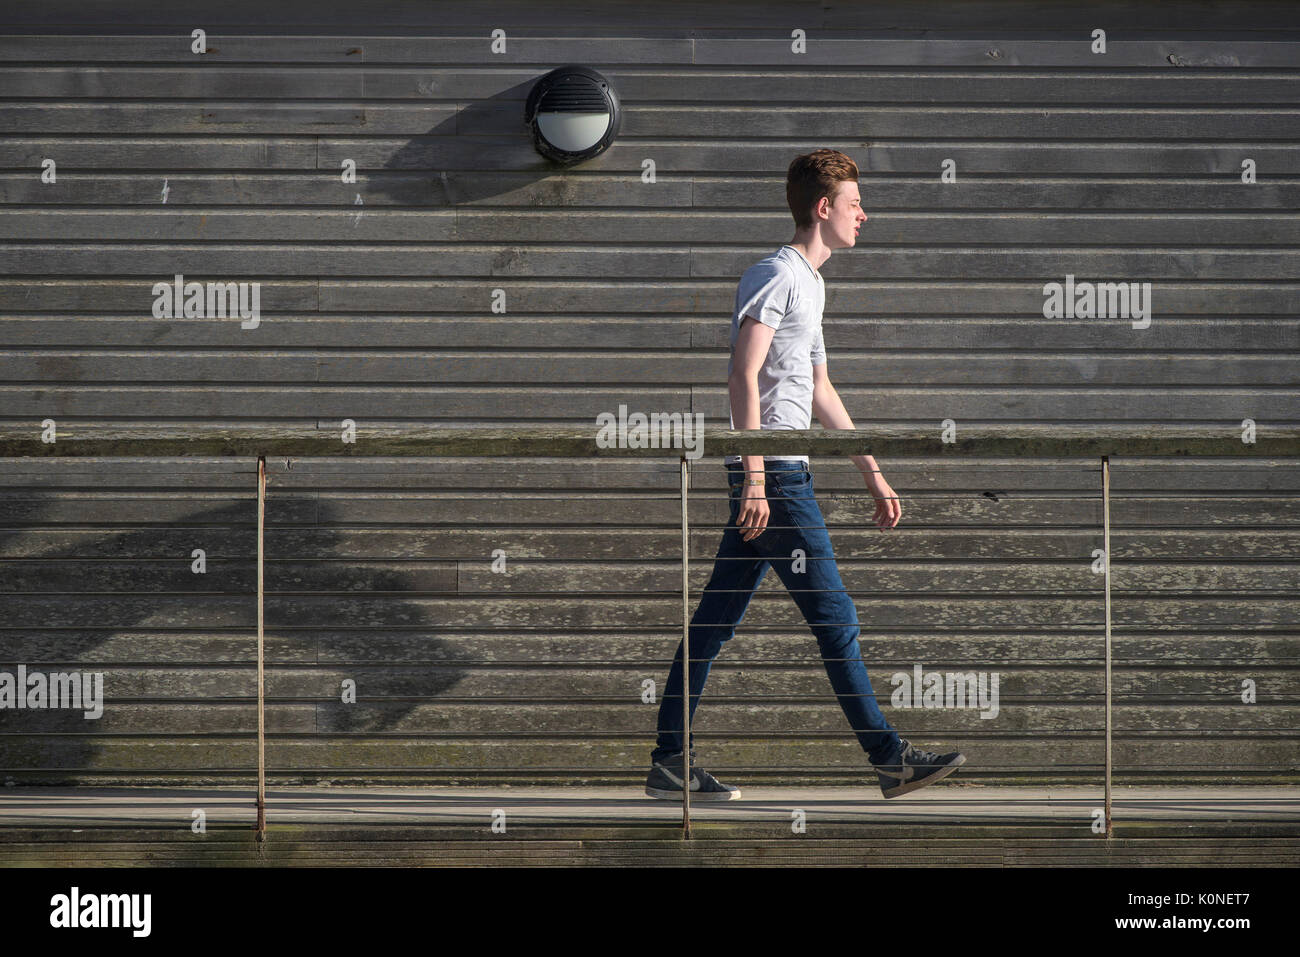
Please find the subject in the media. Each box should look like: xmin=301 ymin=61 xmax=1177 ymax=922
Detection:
xmin=0 ymin=0 xmax=1297 ymax=786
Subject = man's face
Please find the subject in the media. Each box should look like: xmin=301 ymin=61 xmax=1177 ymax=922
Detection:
xmin=822 ymin=181 xmax=867 ymax=248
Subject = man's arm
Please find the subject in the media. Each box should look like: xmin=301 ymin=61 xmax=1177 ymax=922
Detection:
xmin=811 ymin=361 xmax=902 ymax=528
xmin=729 ymin=315 xmax=775 ymax=540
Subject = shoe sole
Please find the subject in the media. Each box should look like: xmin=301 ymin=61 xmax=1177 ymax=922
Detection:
xmin=645 ymin=786 xmax=742 ymax=802
xmin=880 ymin=754 xmax=966 ymax=799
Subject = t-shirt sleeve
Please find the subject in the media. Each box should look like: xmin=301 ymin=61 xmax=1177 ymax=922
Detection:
xmin=736 ymin=262 xmax=795 ymax=331
xmin=810 ymin=323 xmax=826 ymax=366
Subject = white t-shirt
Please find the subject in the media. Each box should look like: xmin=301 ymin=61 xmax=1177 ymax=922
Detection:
xmin=724 ymin=244 xmax=826 ymax=465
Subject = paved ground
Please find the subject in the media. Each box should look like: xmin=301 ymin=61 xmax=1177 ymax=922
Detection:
xmin=2 ymin=785 xmax=1297 ymax=829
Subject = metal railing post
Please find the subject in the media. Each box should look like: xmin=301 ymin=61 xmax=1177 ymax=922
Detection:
xmin=1102 ymin=455 xmax=1113 ymax=839
xmin=680 ymin=455 xmax=692 ymax=838
xmin=256 ymin=455 xmax=267 ymax=841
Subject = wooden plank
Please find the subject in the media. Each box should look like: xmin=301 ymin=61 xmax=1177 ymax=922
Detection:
xmin=5 ymin=174 xmax=1298 ymax=210
xmin=257 ymin=455 xmax=1276 ymax=491
xmin=0 ymin=662 xmax=1277 ymax=699
xmin=0 ymin=736 xmax=1293 ymax=773
xmin=4 ymin=0 xmax=1300 ymax=33
xmin=7 ymin=486 xmax=1295 ymax=529
xmin=0 ymin=138 xmax=316 ymax=169
xmin=323 ymin=140 xmax=1300 ymax=175
xmin=0 ymin=170 xmax=693 ymax=207
xmin=0 ymin=664 xmax=1124 ymax=696
xmin=0 ymin=386 xmax=701 ymax=417
xmin=3 ymin=629 xmax=1294 ymax=665
xmin=6 ymin=103 xmax=1299 ymax=139
xmin=617 ymin=70 xmax=1300 ymax=105
xmin=0 ymin=244 xmax=694 ymax=277
xmin=317 ymin=280 xmax=1300 ymax=316
xmin=3 ymin=702 xmax=1291 ymax=734
xmin=0 ymin=35 xmax=694 ymax=64
xmin=2 ymin=425 xmax=1294 ymax=459
xmin=0 ymin=353 xmax=707 ymax=384
xmin=0 ymin=705 xmax=314 ymax=733
xmin=0 ymin=103 xmax=459 ymax=134
xmin=690 ymin=38 xmax=1300 ymax=68
xmin=698 ymin=247 xmax=1300 ymax=281
xmin=0 ymin=558 xmax=462 ymax=592
xmin=2 ymin=524 xmax=1297 ymax=560
xmin=0 ymin=317 xmax=692 ymax=348
xmin=312 ymin=491 xmax=1300 ymax=526
xmin=12 ymin=384 xmax=1295 ymax=420
xmin=0 ymin=66 xmax=367 ymax=98
xmin=0 ymin=631 xmax=313 ymax=663
xmin=0 ymin=279 xmax=1295 ymax=316
xmin=4 ymin=242 xmax=1300 ymax=279
xmin=2 ymin=318 xmax=1297 ymax=354
xmin=696 ymin=178 xmax=1300 ymax=211
xmin=6 ymin=352 xmax=1296 ymax=388
xmin=620 ymin=107 xmax=1300 ymax=141
xmin=0 ymin=455 xmax=685 ymax=489
xmin=1 ymin=555 xmax=1294 ymax=594
xmin=696 ymin=386 xmax=1300 ymax=418
xmin=6 ymin=66 xmax=1300 ymax=104
xmin=7 ymin=138 xmax=1299 ymax=174
xmin=0 ymin=33 xmax=1296 ymax=68
xmin=8 ymin=210 xmax=1300 ymax=246
xmin=310 ymin=704 xmax=1300 ymax=735
xmin=0 ymin=592 xmax=1294 ymax=629
xmin=0 ymin=492 xmax=309 ymax=523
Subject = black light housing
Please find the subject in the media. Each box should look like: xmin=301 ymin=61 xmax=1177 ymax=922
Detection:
xmin=525 ymin=65 xmax=621 ymax=165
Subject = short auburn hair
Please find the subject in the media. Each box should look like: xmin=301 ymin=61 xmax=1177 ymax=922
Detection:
xmin=786 ymin=149 xmax=860 ymax=229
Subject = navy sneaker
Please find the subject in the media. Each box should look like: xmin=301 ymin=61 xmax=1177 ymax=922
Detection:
xmin=645 ymin=751 xmax=741 ymax=802
xmin=873 ymin=738 xmax=966 ymax=799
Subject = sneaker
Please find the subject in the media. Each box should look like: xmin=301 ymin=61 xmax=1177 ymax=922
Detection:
xmin=645 ymin=751 xmax=741 ymax=802
xmin=873 ymin=738 xmax=966 ymax=799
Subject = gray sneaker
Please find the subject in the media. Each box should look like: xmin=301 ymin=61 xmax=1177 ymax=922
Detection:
xmin=873 ymin=738 xmax=966 ymax=799
xmin=645 ymin=751 xmax=741 ymax=802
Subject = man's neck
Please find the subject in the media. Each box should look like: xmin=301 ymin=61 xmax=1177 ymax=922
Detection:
xmin=785 ymin=232 xmax=832 ymax=273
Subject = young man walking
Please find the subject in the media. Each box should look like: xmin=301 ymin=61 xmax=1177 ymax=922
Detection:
xmin=645 ymin=149 xmax=967 ymax=802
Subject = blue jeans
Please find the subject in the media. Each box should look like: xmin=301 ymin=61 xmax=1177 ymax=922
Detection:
xmin=651 ymin=461 xmax=902 ymax=767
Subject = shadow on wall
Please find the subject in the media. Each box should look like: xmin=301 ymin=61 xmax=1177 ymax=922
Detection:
xmin=367 ymin=75 xmax=579 ymax=210
xmin=0 ymin=73 xmax=605 ymax=785
xmin=0 ymin=478 xmax=470 ymax=786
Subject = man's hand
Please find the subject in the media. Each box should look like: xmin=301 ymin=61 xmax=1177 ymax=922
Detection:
xmin=737 ymin=484 xmax=770 ymax=541
xmin=865 ymin=471 xmax=902 ymax=530
xmin=810 ymin=367 xmax=902 ymax=531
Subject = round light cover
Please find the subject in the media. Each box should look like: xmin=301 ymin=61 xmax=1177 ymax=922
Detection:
xmin=525 ymin=65 xmax=621 ymax=165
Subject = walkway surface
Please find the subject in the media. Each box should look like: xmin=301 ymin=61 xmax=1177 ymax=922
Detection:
xmin=2 ymin=784 xmax=1298 ymax=827
xmin=3 ymin=785 xmax=1297 ymax=866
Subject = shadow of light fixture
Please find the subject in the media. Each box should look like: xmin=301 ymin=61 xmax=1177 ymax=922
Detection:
xmin=525 ymin=65 xmax=621 ymax=165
